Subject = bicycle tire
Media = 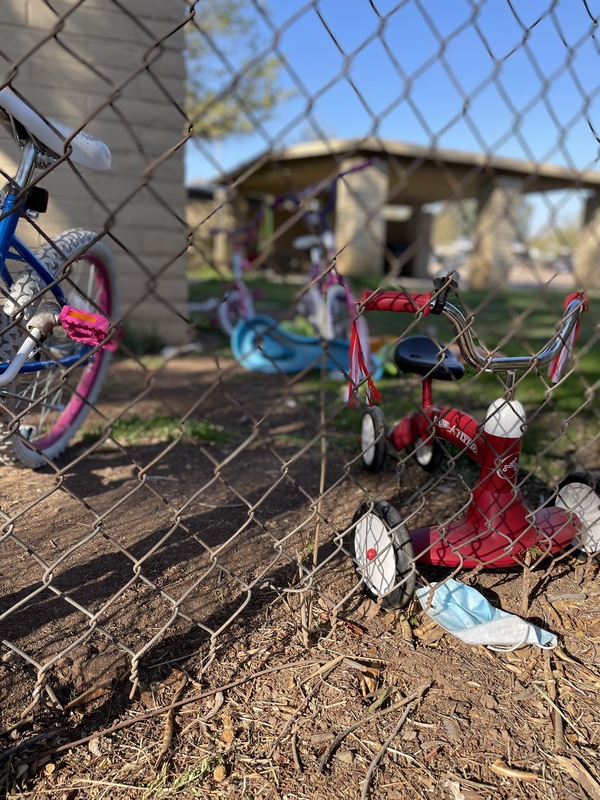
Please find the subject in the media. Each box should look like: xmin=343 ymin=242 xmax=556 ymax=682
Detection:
xmin=349 ymin=500 xmax=416 ymax=610
xmin=361 ymin=406 xmax=387 ymax=472
xmin=324 ymin=283 xmax=349 ymax=340
xmin=297 ymin=285 xmax=323 ymax=336
xmin=0 ymin=230 xmax=118 ymax=468
xmin=553 ymin=471 xmax=600 ymax=556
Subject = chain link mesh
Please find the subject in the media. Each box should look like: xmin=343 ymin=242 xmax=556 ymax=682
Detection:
xmin=1 ymin=1 xmax=599 ymax=795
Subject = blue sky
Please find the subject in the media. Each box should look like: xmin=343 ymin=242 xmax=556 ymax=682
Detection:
xmin=186 ymin=0 xmax=600 ymax=232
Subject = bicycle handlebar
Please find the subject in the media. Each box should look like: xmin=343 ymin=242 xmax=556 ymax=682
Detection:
xmin=362 ymin=288 xmax=588 ymax=373
xmin=210 ymin=159 xmax=376 ymax=252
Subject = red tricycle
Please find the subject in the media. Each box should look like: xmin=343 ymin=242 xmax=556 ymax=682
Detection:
xmin=350 ymin=276 xmax=599 ymax=609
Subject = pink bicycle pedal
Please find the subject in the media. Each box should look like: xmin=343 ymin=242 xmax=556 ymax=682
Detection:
xmin=58 ymin=305 xmax=116 ymax=349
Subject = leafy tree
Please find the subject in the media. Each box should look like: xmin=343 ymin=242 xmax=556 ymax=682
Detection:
xmin=530 ymin=216 xmax=580 ymax=255
xmin=185 ymin=0 xmax=285 ymax=140
xmin=433 ymin=196 xmax=535 ymax=247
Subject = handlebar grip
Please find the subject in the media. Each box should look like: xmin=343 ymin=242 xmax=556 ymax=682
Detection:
xmin=361 ymin=289 xmax=432 ymax=315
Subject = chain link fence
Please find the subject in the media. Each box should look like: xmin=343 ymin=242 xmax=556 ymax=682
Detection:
xmin=1 ymin=1 xmax=600 ymax=797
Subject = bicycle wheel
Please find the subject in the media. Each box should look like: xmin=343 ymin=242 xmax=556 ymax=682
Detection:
xmin=0 ymin=230 xmax=118 ymax=468
xmin=361 ymin=406 xmax=387 ymax=472
xmin=297 ymin=285 xmax=322 ymax=336
xmin=554 ymin=472 xmax=600 ymax=556
xmin=217 ymin=290 xmax=240 ymax=336
xmin=410 ymin=438 xmax=444 ymax=473
xmin=324 ymin=284 xmax=349 ymax=340
xmin=217 ymin=287 xmax=254 ymax=336
xmin=350 ymin=500 xmax=416 ymax=609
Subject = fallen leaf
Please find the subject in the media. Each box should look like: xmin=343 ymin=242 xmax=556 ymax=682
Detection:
xmin=64 ymin=681 xmax=112 ymax=711
xmin=442 ymin=717 xmax=461 ymax=740
xmin=356 ymin=598 xmax=382 ymax=620
xmin=399 ymin=616 xmax=414 ymax=644
xmin=343 ymin=620 xmax=366 ymax=636
xmin=445 ymin=780 xmax=466 ymax=800
xmin=556 ymin=755 xmax=600 ymax=799
xmin=88 ymin=739 xmax=103 ymax=757
xmin=359 ymin=665 xmax=381 ymax=696
xmin=367 ymin=685 xmax=394 ymax=713
xmin=413 ymin=623 xmax=445 ymax=645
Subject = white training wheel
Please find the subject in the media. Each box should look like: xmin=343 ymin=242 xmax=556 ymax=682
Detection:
xmin=350 ymin=499 xmax=416 ymax=609
xmin=554 ymin=472 xmax=600 ymax=557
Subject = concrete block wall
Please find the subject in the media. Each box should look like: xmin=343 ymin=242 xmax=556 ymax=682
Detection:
xmin=0 ymin=0 xmax=191 ymax=347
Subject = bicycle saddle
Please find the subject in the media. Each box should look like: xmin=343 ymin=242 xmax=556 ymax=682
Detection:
xmin=394 ymin=335 xmax=465 ymax=381
xmin=0 ymin=86 xmax=111 ymax=171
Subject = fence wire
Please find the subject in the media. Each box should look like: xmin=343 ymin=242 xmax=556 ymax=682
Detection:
xmin=1 ymin=1 xmax=599 ymax=796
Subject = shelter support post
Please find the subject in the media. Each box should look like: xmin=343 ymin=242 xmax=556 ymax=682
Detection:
xmin=573 ymin=191 xmax=600 ymax=290
xmin=468 ymin=175 xmax=523 ymax=290
xmin=334 ymin=156 xmax=390 ymax=277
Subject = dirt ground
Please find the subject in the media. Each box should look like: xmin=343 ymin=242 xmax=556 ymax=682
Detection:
xmin=1 ymin=352 xmax=599 ymax=800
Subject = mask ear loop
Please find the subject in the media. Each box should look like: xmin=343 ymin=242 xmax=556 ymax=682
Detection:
xmin=487 ymin=624 xmax=533 ymax=652
xmin=487 ymin=624 xmax=557 ymax=652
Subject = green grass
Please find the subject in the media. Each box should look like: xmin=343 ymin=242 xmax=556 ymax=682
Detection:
xmin=102 ymin=277 xmax=597 ymax=482
xmin=188 ymin=270 xmax=598 ymax=370
xmin=144 ymin=756 xmax=224 ymax=798
xmin=188 ymin=274 xmax=299 ymax=310
xmin=79 ymin=414 xmax=229 ymax=448
xmin=194 ymin=274 xmax=598 ymax=429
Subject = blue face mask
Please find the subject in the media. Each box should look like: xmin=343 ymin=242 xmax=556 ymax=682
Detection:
xmin=415 ymin=578 xmax=557 ymax=652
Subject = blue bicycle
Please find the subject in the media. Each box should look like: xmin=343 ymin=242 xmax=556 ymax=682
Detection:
xmin=0 ymin=87 xmax=118 ymax=468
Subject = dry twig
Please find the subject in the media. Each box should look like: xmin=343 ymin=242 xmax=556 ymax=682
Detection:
xmin=12 ymin=657 xmax=323 ymax=768
xmin=544 ymin=652 xmax=565 ymax=752
xmin=64 ymin=680 xmax=113 ymax=711
xmin=154 ymin=670 xmax=188 ymax=769
xmin=318 ymin=682 xmax=430 ymax=774
xmin=490 ymin=759 xmax=539 ymax=783
xmin=361 ymin=703 xmax=413 ymax=800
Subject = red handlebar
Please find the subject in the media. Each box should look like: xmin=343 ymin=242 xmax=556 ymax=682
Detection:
xmin=361 ymin=289 xmax=432 ymax=315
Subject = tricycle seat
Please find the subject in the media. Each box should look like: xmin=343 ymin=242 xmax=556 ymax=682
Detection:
xmin=394 ymin=335 xmax=464 ymax=381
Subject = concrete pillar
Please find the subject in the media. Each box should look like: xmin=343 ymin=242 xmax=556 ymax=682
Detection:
xmin=334 ymin=157 xmax=390 ymax=277
xmin=211 ymin=187 xmax=238 ymax=274
xmin=573 ymin=192 xmax=600 ymax=290
xmin=468 ymin=176 xmax=523 ymax=290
